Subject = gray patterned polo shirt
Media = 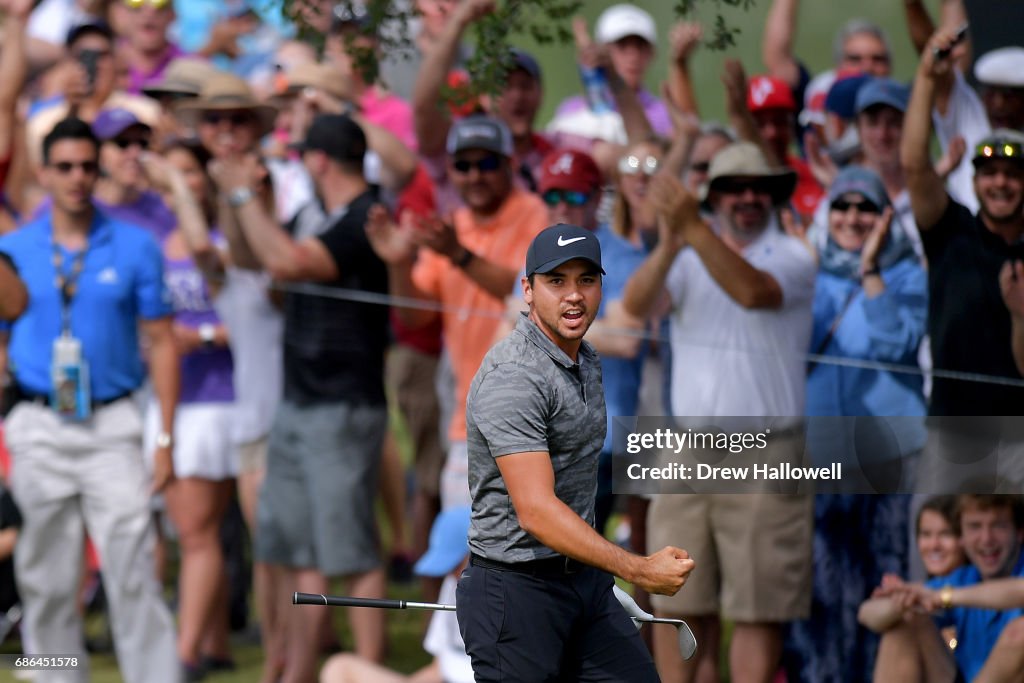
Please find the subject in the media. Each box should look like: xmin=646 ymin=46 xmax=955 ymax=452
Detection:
xmin=466 ymin=313 xmax=606 ymax=563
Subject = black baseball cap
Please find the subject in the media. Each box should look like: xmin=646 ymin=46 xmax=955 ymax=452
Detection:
xmin=525 ymin=224 xmax=604 ymax=277
xmin=291 ymin=114 xmax=367 ymax=163
xmin=66 ymin=21 xmax=114 ymax=49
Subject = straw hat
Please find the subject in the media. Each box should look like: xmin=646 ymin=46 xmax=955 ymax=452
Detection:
xmin=142 ymin=57 xmax=218 ymax=99
xmin=286 ymin=61 xmax=353 ymax=102
xmin=699 ymin=142 xmax=797 ymax=206
xmin=174 ymin=71 xmax=278 ymax=137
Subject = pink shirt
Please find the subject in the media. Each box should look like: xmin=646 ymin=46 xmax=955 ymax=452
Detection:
xmin=360 ymin=86 xmax=417 ymax=151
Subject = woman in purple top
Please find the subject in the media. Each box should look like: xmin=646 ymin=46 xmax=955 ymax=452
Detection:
xmin=143 ymin=139 xmax=238 ymax=676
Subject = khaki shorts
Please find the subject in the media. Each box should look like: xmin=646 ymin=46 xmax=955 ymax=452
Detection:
xmin=386 ymin=345 xmax=444 ymax=498
xmin=647 ymin=431 xmax=813 ymax=622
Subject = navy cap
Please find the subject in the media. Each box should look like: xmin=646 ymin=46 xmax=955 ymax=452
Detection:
xmin=525 ymin=224 xmax=604 ymax=277
xmin=509 ymin=48 xmax=542 ymax=81
xmin=855 ymin=78 xmax=910 ymax=115
xmin=825 ymin=74 xmax=871 ymax=120
xmin=66 ymin=21 xmax=113 ymax=48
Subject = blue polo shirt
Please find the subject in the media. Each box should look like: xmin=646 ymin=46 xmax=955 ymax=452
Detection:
xmin=926 ymin=553 xmax=1024 ymax=681
xmin=0 ymin=209 xmax=171 ymax=401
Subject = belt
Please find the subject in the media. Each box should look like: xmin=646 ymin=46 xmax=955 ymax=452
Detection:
xmin=18 ymin=388 xmax=132 ymax=411
xmin=471 ymin=553 xmax=583 ymax=576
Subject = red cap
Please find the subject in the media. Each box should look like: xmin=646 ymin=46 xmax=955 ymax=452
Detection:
xmin=537 ymin=149 xmax=603 ymax=194
xmin=746 ymin=75 xmax=797 ymax=113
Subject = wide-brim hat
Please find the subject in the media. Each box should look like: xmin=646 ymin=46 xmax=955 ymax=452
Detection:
xmin=142 ymin=57 xmax=218 ymax=99
xmin=699 ymin=141 xmax=797 ymax=206
xmin=174 ymin=71 xmax=278 ymax=137
xmin=285 ymin=61 xmax=353 ymax=102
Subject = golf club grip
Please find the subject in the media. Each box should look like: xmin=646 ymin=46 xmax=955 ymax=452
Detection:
xmin=293 ymin=593 xmax=407 ymax=609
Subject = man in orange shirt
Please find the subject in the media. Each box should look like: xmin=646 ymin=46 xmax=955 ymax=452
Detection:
xmin=367 ymin=114 xmax=548 ymax=509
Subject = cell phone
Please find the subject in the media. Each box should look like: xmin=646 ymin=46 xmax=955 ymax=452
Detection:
xmin=77 ymin=48 xmax=103 ymax=91
xmin=933 ymin=23 xmax=969 ymax=61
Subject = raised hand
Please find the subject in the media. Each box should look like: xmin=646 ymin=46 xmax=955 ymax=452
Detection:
xmin=921 ymin=26 xmax=967 ymax=80
xmin=803 ymin=130 xmax=839 ymax=188
xmin=780 ymin=207 xmax=816 ymax=261
xmin=408 ymin=213 xmax=463 ymax=260
xmin=454 ymin=0 xmax=497 ymax=29
xmin=365 ymin=204 xmax=416 ymax=266
xmin=0 ymin=0 xmax=37 ymax=20
xmin=860 ymin=206 xmax=894 ymax=275
xmin=660 ymin=81 xmax=700 ymax=138
xmin=668 ymin=22 xmax=703 ymax=66
xmin=934 ymin=135 xmax=967 ymax=180
xmin=1000 ymin=259 xmax=1024 ymax=320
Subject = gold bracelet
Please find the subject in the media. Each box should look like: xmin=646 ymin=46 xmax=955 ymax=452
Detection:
xmin=940 ymin=585 xmax=954 ymax=610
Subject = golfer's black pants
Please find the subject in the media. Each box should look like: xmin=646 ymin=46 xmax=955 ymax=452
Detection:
xmin=456 ymin=558 xmax=660 ymax=682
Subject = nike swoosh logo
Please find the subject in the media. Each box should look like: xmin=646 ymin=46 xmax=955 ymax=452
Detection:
xmin=557 ymin=236 xmax=587 ymax=247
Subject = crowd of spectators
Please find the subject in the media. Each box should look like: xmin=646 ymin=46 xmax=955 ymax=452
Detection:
xmin=0 ymin=0 xmax=1022 ymax=682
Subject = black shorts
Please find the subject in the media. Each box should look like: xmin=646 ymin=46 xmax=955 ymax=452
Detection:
xmin=456 ymin=557 xmax=659 ymax=682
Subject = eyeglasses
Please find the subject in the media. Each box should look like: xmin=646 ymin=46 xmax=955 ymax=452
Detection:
xmin=830 ymin=198 xmax=879 ymax=213
xmin=123 ymin=0 xmax=172 ymax=9
xmin=452 ymin=155 xmax=502 ymax=174
xmin=843 ymin=52 xmax=890 ymax=65
xmin=975 ymin=140 xmax=1024 ymax=160
xmin=51 ymin=160 xmax=99 ymax=175
xmin=111 ymin=137 xmax=150 ymax=150
xmin=618 ymin=155 xmax=659 ymax=176
xmin=202 ymin=111 xmax=256 ymax=127
xmin=542 ymin=189 xmax=590 ymax=207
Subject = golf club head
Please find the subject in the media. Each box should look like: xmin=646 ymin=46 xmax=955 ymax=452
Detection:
xmin=676 ymin=619 xmax=698 ymax=660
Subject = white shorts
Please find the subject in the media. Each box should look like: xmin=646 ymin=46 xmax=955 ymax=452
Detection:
xmin=144 ymin=400 xmax=239 ymax=480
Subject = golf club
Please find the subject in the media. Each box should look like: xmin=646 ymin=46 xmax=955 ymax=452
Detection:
xmin=294 ymin=590 xmax=698 ymax=660
xmin=613 ymin=585 xmax=698 ymax=660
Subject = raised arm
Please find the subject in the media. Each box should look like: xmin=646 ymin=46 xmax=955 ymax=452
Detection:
xmin=722 ymin=60 xmax=779 ymax=166
xmin=412 ymin=0 xmax=495 ymax=158
xmin=0 ymin=0 xmax=32 ymax=171
xmin=761 ymin=0 xmax=801 ymax=89
xmin=903 ymin=0 xmax=936 ymax=58
xmin=666 ymin=22 xmax=704 ymax=119
xmin=901 ymin=29 xmax=957 ymax=232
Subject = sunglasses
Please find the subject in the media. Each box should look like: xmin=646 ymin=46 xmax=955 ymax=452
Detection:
xmin=542 ymin=189 xmax=590 ymax=207
xmin=618 ymin=154 xmax=659 ymax=176
xmin=976 ymin=140 xmax=1024 ymax=160
xmin=714 ymin=179 xmax=772 ymax=195
xmin=830 ymin=198 xmax=879 ymax=213
xmin=202 ymin=111 xmax=256 ymax=127
xmin=123 ymin=0 xmax=171 ymax=9
xmin=51 ymin=160 xmax=99 ymax=175
xmin=452 ymin=155 xmax=502 ymax=174
xmin=111 ymin=137 xmax=150 ymax=150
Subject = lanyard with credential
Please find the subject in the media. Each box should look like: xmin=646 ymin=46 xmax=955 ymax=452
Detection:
xmin=51 ymin=239 xmax=88 ymax=335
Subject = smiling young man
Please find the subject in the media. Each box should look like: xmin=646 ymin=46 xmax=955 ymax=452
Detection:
xmin=458 ymin=223 xmax=694 ymax=682
xmin=865 ymin=495 xmax=1024 ymax=683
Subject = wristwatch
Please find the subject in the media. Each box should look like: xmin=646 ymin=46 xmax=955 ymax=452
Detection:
xmin=198 ymin=322 xmax=216 ymax=348
xmin=940 ymin=585 xmax=954 ymax=610
xmin=155 ymin=431 xmax=173 ymax=449
xmin=227 ymin=186 xmax=254 ymax=208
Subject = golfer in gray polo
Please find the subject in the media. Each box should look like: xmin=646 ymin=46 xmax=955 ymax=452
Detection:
xmin=456 ymin=223 xmax=695 ymax=681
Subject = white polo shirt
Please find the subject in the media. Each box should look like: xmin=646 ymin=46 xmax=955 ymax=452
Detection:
xmin=666 ymin=220 xmax=816 ymax=428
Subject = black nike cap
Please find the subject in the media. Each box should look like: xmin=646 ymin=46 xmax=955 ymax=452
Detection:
xmin=525 ymin=223 xmax=605 ymax=277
